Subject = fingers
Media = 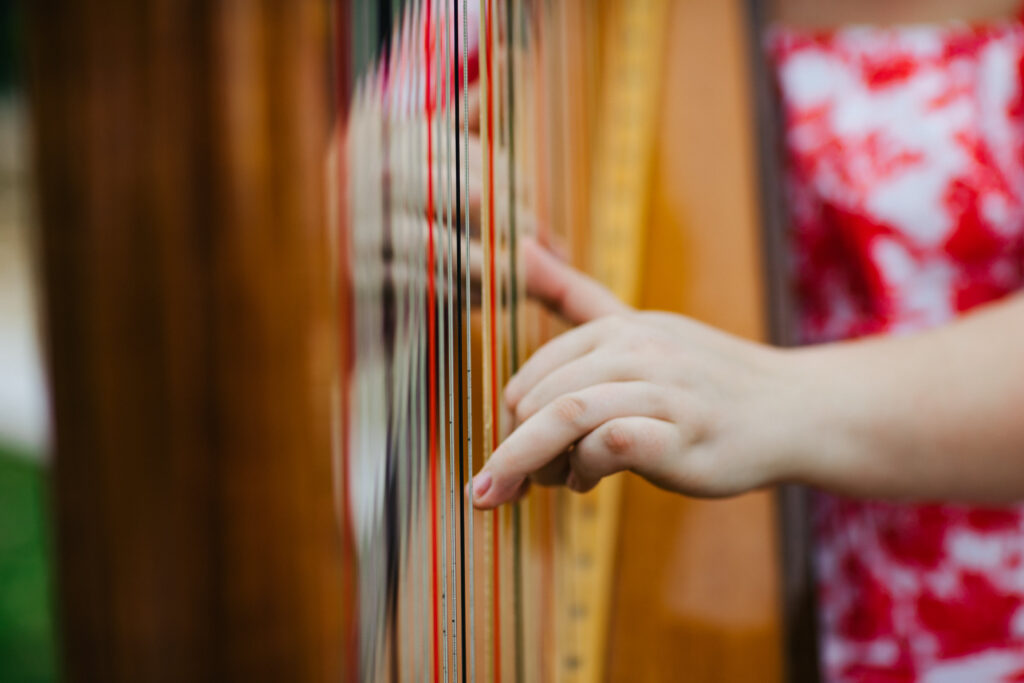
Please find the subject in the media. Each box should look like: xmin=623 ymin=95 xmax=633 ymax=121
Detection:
xmin=462 ymin=175 xmax=537 ymax=240
xmin=522 ymin=237 xmax=628 ymax=326
xmin=472 ymin=381 xmax=670 ymax=508
xmin=420 ymin=136 xmax=536 ymax=241
xmin=529 ymin=450 xmax=570 ymax=487
xmin=567 ymin=417 xmax=680 ymax=493
xmin=385 ymin=112 xmax=629 ymax=329
xmin=503 ymin=316 xmax=615 ymax=406
xmin=513 ymin=350 xmax=639 ymax=422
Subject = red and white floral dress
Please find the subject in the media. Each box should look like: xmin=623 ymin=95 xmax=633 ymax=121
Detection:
xmin=769 ymin=16 xmax=1024 ymax=682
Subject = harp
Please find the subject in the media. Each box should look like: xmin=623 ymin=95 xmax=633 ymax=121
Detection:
xmin=30 ymin=0 xmax=793 ymax=681
xmin=334 ymin=0 xmax=786 ymax=681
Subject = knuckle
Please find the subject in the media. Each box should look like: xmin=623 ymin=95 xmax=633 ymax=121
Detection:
xmin=639 ymin=311 xmax=676 ymax=329
xmin=648 ymin=335 xmax=674 ymax=355
xmin=647 ymin=387 xmax=671 ymax=416
xmin=676 ymin=393 xmax=715 ymax=443
xmin=503 ymin=381 xmax=520 ymax=405
xmin=633 ymin=330 xmax=672 ymax=356
xmin=603 ymin=312 xmax=625 ymax=326
xmin=514 ymin=397 xmax=534 ymax=423
xmin=638 ymin=428 xmax=666 ymax=461
xmin=623 ymin=328 xmax=657 ymax=353
xmin=599 ymin=312 xmax=630 ymax=333
xmin=602 ymin=422 xmax=634 ymax=456
xmin=552 ymin=394 xmax=587 ymax=425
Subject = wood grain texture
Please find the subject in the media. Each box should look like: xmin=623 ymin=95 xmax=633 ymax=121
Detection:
xmin=27 ymin=2 xmax=344 ymax=681
xmin=607 ymin=0 xmax=784 ymax=680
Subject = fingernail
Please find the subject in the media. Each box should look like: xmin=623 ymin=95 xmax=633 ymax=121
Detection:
xmin=470 ymin=471 xmax=492 ymax=501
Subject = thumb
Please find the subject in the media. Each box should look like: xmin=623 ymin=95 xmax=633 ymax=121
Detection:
xmin=523 ymin=236 xmax=629 ymax=325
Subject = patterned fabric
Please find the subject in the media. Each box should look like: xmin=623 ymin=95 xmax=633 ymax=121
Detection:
xmin=769 ymin=17 xmax=1024 ymax=682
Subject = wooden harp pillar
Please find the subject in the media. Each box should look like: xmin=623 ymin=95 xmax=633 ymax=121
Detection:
xmin=27 ymin=2 xmax=345 ymax=681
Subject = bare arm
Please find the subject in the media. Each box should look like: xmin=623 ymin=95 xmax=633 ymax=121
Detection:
xmin=793 ymin=295 xmax=1024 ymax=502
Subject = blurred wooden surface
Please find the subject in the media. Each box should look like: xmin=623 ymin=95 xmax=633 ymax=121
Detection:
xmin=770 ymin=0 xmax=1019 ymax=28
xmin=607 ymin=0 xmax=784 ymax=680
xmin=27 ymin=2 xmax=343 ymax=681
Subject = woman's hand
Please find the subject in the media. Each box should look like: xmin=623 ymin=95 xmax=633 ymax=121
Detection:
xmin=469 ymin=301 xmax=812 ymax=508
xmin=472 ymin=243 xmax=1024 ymax=507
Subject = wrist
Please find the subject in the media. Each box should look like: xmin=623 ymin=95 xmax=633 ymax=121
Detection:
xmin=769 ymin=343 xmax=888 ymax=494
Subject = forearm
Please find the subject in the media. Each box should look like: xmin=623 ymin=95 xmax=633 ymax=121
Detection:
xmin=787 ymin=294 xmax=1024 ymax=503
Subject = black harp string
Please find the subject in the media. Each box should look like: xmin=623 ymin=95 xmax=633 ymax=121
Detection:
xmin=374 ymin=68 xmax=386 ymax=682
xmin=398 ymin=88 xmax=411 ymax=670
xmin=391 ymin=9 xmax=407 ymax=678
xmin=441 ymin=0 xmax=462 ymax=679
xmin=439 ymin=0 xmax=457 ymax=677
xmin=392 ymin=12 xmax=404 ymax=679
xmin=461 ymin=0 xmax=476 ymax=680
xmin=375 ymin=72 xmax=389 ymax=682
xmin=397 ymin=7 xmax=411 ymax=675
xmin=393 ymin=10 xmax=405 ymax=677
xmin=401 ymin=4 xmax=413 ymax=675
xmin=453 ymin=0 xmax=470 ymax=680
xmin=380 ymin=9 xmax=405 ymax=678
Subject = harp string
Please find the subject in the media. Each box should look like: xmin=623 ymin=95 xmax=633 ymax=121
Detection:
xmin=385 ymin=13 xmax=395 ymax=680
xmin=482 ymin=0 xmax=501 ymax=679
xmin=460 ymin=1 xmax=476 ymax=680
xmin=392 ymin=9 xmax=417 ymax=679
xmin=500 ymin=0 xmax=526 ymax=678
xmin=422 ymin=0 xmax=443 ymax=679
xmin=452 ymin=0 xmax=471 ymax=680
xmin=342 ymin=2 xmax=602 ymax=679
xmin=441 ymin=1 xmax=463 ymax=678
xmin=412 ymin=6 xmax=428 ymax=677
xmin=405 ymin=9 xmax=420 ymax=680
xmin=430 ymin=4 xmax=450 ymax=680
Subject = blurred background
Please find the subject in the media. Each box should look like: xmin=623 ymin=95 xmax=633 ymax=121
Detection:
xmin=0 ymin=0 xmax=57 ymax=681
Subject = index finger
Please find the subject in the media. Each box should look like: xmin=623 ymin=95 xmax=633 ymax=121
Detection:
xmin=523 ymin=237 xmax=628 ymax=326
xmin=472 ymin=381 xmax=668 ymax=508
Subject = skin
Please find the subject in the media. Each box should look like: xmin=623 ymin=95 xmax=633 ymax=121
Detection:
xmin=449 ymin=0 xmax=1024 ymax=509
xmin=470 ymin=245 xmax=1024 ymax=509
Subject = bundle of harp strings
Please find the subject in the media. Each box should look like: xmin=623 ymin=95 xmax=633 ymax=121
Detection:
xmin=334 ymin=0 xmax=667 ymax=680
